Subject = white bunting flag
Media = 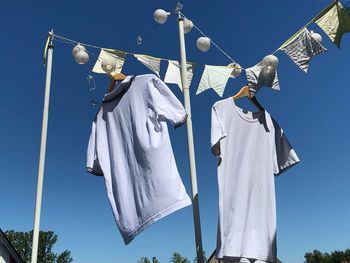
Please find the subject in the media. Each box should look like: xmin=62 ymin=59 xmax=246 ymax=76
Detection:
xmin=92 ymin=49 xmax=127 ymax=75
xmin=134 ymin=54 xmax=161 ymax=77
xmin=280 ymin=28 xmax=327 ymax=73
xmin=164 ymin=60 xmax=196 ymax=90
xmin=196 ymin=65 xmax=233 ymax=97
xmin=245 ymin=61 xmax=280 ymax=92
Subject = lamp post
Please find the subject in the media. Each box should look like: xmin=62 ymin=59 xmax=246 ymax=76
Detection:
xmin=176 ymin=5 xmax=204 ymax=263
xmin=31 ymin=30 xmax=54 ymax=263
xmin=153 ymin=4 xmax=204 ymax=263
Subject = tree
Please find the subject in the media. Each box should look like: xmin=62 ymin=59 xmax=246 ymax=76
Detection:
xmin=5 ymin=230 xmax=73 ymax=263
xmin=193 ymin=251 xmax=207 ymax=263
xmin=304 ymin=248 xmax=350 ymax=263
xmin=170 ymin=252 xmax=190 ymax=263
xmin=137 ymin=257 xmax=151 ymax=263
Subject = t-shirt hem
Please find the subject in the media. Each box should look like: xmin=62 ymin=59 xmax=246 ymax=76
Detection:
xmin=123 ymin=197 xmax=191 ymax=244
xmin=216 ymin=252 xmax=275 ymax=263
xmin=174 ymin=114 xmax=188 ymax=129
xmin=275 ymin=153 xmax=300 ymax=176
xmin=86 ymin=167 xmax=103 ymax=176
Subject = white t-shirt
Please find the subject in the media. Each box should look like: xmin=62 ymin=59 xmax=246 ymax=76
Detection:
xmin=87 ymin=74 xmax=191 ymax=245
xmin=211 ymin=98 xmax=300 ymax=262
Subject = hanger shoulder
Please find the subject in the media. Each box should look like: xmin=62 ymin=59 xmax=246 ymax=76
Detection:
xmin=106 ymin=73 xmax=127 ymax=93
xmin=113 ymin=73 xmax=126 ymax=81
xmin=232 ymin=85 xmax=251 ymax=100
xmin=232 ymin=85 xmax=264 ymax=112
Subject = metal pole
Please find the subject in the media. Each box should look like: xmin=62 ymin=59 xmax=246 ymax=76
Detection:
xmin=31 ymin=30 xmax=54 ymax=263
xmin=177 ymin=15 xmax=204 ymax=263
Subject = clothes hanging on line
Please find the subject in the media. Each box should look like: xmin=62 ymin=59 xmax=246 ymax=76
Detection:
xmin=211 ymin=98 xmax=300 ymax=263
xmin=86 ymin=74 xmax=191 ymax=245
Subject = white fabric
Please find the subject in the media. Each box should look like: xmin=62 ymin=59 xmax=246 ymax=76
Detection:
xmin=92 ymin=48 xmax=127 ymax=75
xmin=196 ymin=65 xmax=232 ymax=97
xmin=164 ymin=60 xmax=196 ymax=90
xmin=87 ymin=74 xmax=191 ymax=245
xmin=280 ymin=28 xmax=327 ymax=73
xmin=245 ymin=61 xmax=280 ymax=92
xmin=134 ymin=54 xmax=161 ymax=77
xmin=211 ymin=98 xmax=300 ymax=262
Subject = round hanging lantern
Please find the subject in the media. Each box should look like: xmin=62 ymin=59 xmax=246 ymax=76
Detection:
xmin=74 ymin=50 xmax=89 ymax=65
xmin=228 ymin=63 xmax=242 ymax=78
xmin=101 ymin=58 xmax=117 ymax=73
xmin=72 ymin=44 xmax=86 ymax=57
xmin=310 ymin=30 xmax=322 ymax=43
xmin=196 ymin=36 xmax=211 ymax=52
xmin=153 ymin=9 xmax=170 ymax=24
xmin=262 ymin=54 xmax=279 ymax=69
xmin=183 ymin=18 xmax=193 ymax=33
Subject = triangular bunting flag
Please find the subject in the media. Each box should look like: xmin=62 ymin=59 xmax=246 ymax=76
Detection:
xmin=314 ymin=1 xmax=350 ymax=48
xmin=245 ymin=61 xmax=280 ymax=92
xmin=92 ymin=49 xmax=127 ymax=75
xmin=196 ymin=65 xmax=232 ymax=97
xmin=164 ymin=60 xmax=196 ymax=90
xmin=134 ymin=54 xmax=161 ymax=77
xmin=280 ymin=28 xmax=327 ymax=73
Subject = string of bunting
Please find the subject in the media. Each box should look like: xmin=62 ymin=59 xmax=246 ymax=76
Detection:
xmin=49 ymin=0 xmax=350 ymax=97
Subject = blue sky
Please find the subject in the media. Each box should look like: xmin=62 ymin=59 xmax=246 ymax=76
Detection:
xmin=1 ymin=1 xmax=350 ymax=263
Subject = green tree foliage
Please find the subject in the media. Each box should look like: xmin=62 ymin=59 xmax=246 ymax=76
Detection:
xmin=304 ymin=248 xmax=350 ymax=263
xmin=193 ymin=251 xmax=207 ymax=263
xmin=5 ymin=230 xmax=73 ymax=263
xmin=170 ymin=252 xmax=190 ymax=263
xmin=137 ymin=257 xmax=151 ymax=263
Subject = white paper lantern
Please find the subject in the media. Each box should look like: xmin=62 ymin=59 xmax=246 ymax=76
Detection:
xmin=74 ymin=50 xmax=89 ymax=65
xmin=72 ymin=44 xmax=86 ymax=57
xmin=262 ymin=54 xmax=279 ymax=69
xmin=228 ymin=63 xmax=242 ymax=78
xmin=310 ymin=30 xmax=322 ymax=43
xmin=196 ymin=37 xmax=211 ymax=52
xmin=183 ymin=18 xmax=193 ymax=33
xmin=153 ymin=9 xmax=170 ymax=24
xmin=101 ymin=58 xmax=117 ymax=73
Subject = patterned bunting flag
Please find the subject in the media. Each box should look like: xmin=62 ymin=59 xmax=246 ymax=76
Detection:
xmin=92 ymin=49 xmax=127 ymax=75
xmin=280 ymin=28 xmax=327 ymax=73
xmin=314 ymin=1 xmax=350 ymax=48
xmin=134 ymin=54 xmax=161 ymax=77
xmin=164 ymin=60 xmax=196 ymax=90
xmin=245 ymin=61 xmax=280 ymax=92
xmin=196 ymin=65 xmax=233 ymax=97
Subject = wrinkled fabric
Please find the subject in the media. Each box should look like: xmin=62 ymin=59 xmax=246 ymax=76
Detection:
xmin=134 ymin=54 xmax=161 ymax=77
xmin=87 ymin=74 xmax=191 ymax=245
xmin=164 ymin=60 xmax=196 ymax=90
xmin=245 ymin=61 xmax=280 ymax=92
xmin=280 ymin=28 xmax=327 ymax=73
xmin=314 ymin=1 xmax=350 ymax=48
xmin=92 ymin=48 xmax=127 ymax=75
xmin=196 ymin=65 xmax=232 ymax=97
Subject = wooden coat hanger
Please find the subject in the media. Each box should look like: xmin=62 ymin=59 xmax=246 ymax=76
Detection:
xmin=232 ymin=85 xmax=264 ymax=112
xmin=107 ymin=73 xmax=127 ymax=93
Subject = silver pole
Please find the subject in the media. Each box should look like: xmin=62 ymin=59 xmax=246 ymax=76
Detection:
xmin=177 ymin=15 xmax=204 ymax=263
xmin=31 ymin=30 xmax=54 ymax=263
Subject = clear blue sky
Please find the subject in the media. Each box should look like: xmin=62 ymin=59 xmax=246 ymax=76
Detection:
xmin=1 ymin=1 xmax=350 ymax=263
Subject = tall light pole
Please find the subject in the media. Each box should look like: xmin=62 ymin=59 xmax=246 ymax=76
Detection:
xmin=31 ymin=30 xmax=54 ymax=263
xmin=176 ymin=4 xmax=204 ymax=263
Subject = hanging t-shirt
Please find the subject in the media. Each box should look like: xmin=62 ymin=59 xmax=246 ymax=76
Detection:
xmin=211 ymin=98 xmax=300 ymax=263
xmin=87 ymin=74 xmax=191 ymax=245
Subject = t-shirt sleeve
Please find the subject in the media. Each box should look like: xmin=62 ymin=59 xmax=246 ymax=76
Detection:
xmin=272 ymin=118 xmax=300 ymax=176
xmin=151 ymin=77 xmax=187 ymax=128
xmin=211 ymin=104 xmax=227 ymax=156
xmin=86 ymin=118 xmax=103 ymax=176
